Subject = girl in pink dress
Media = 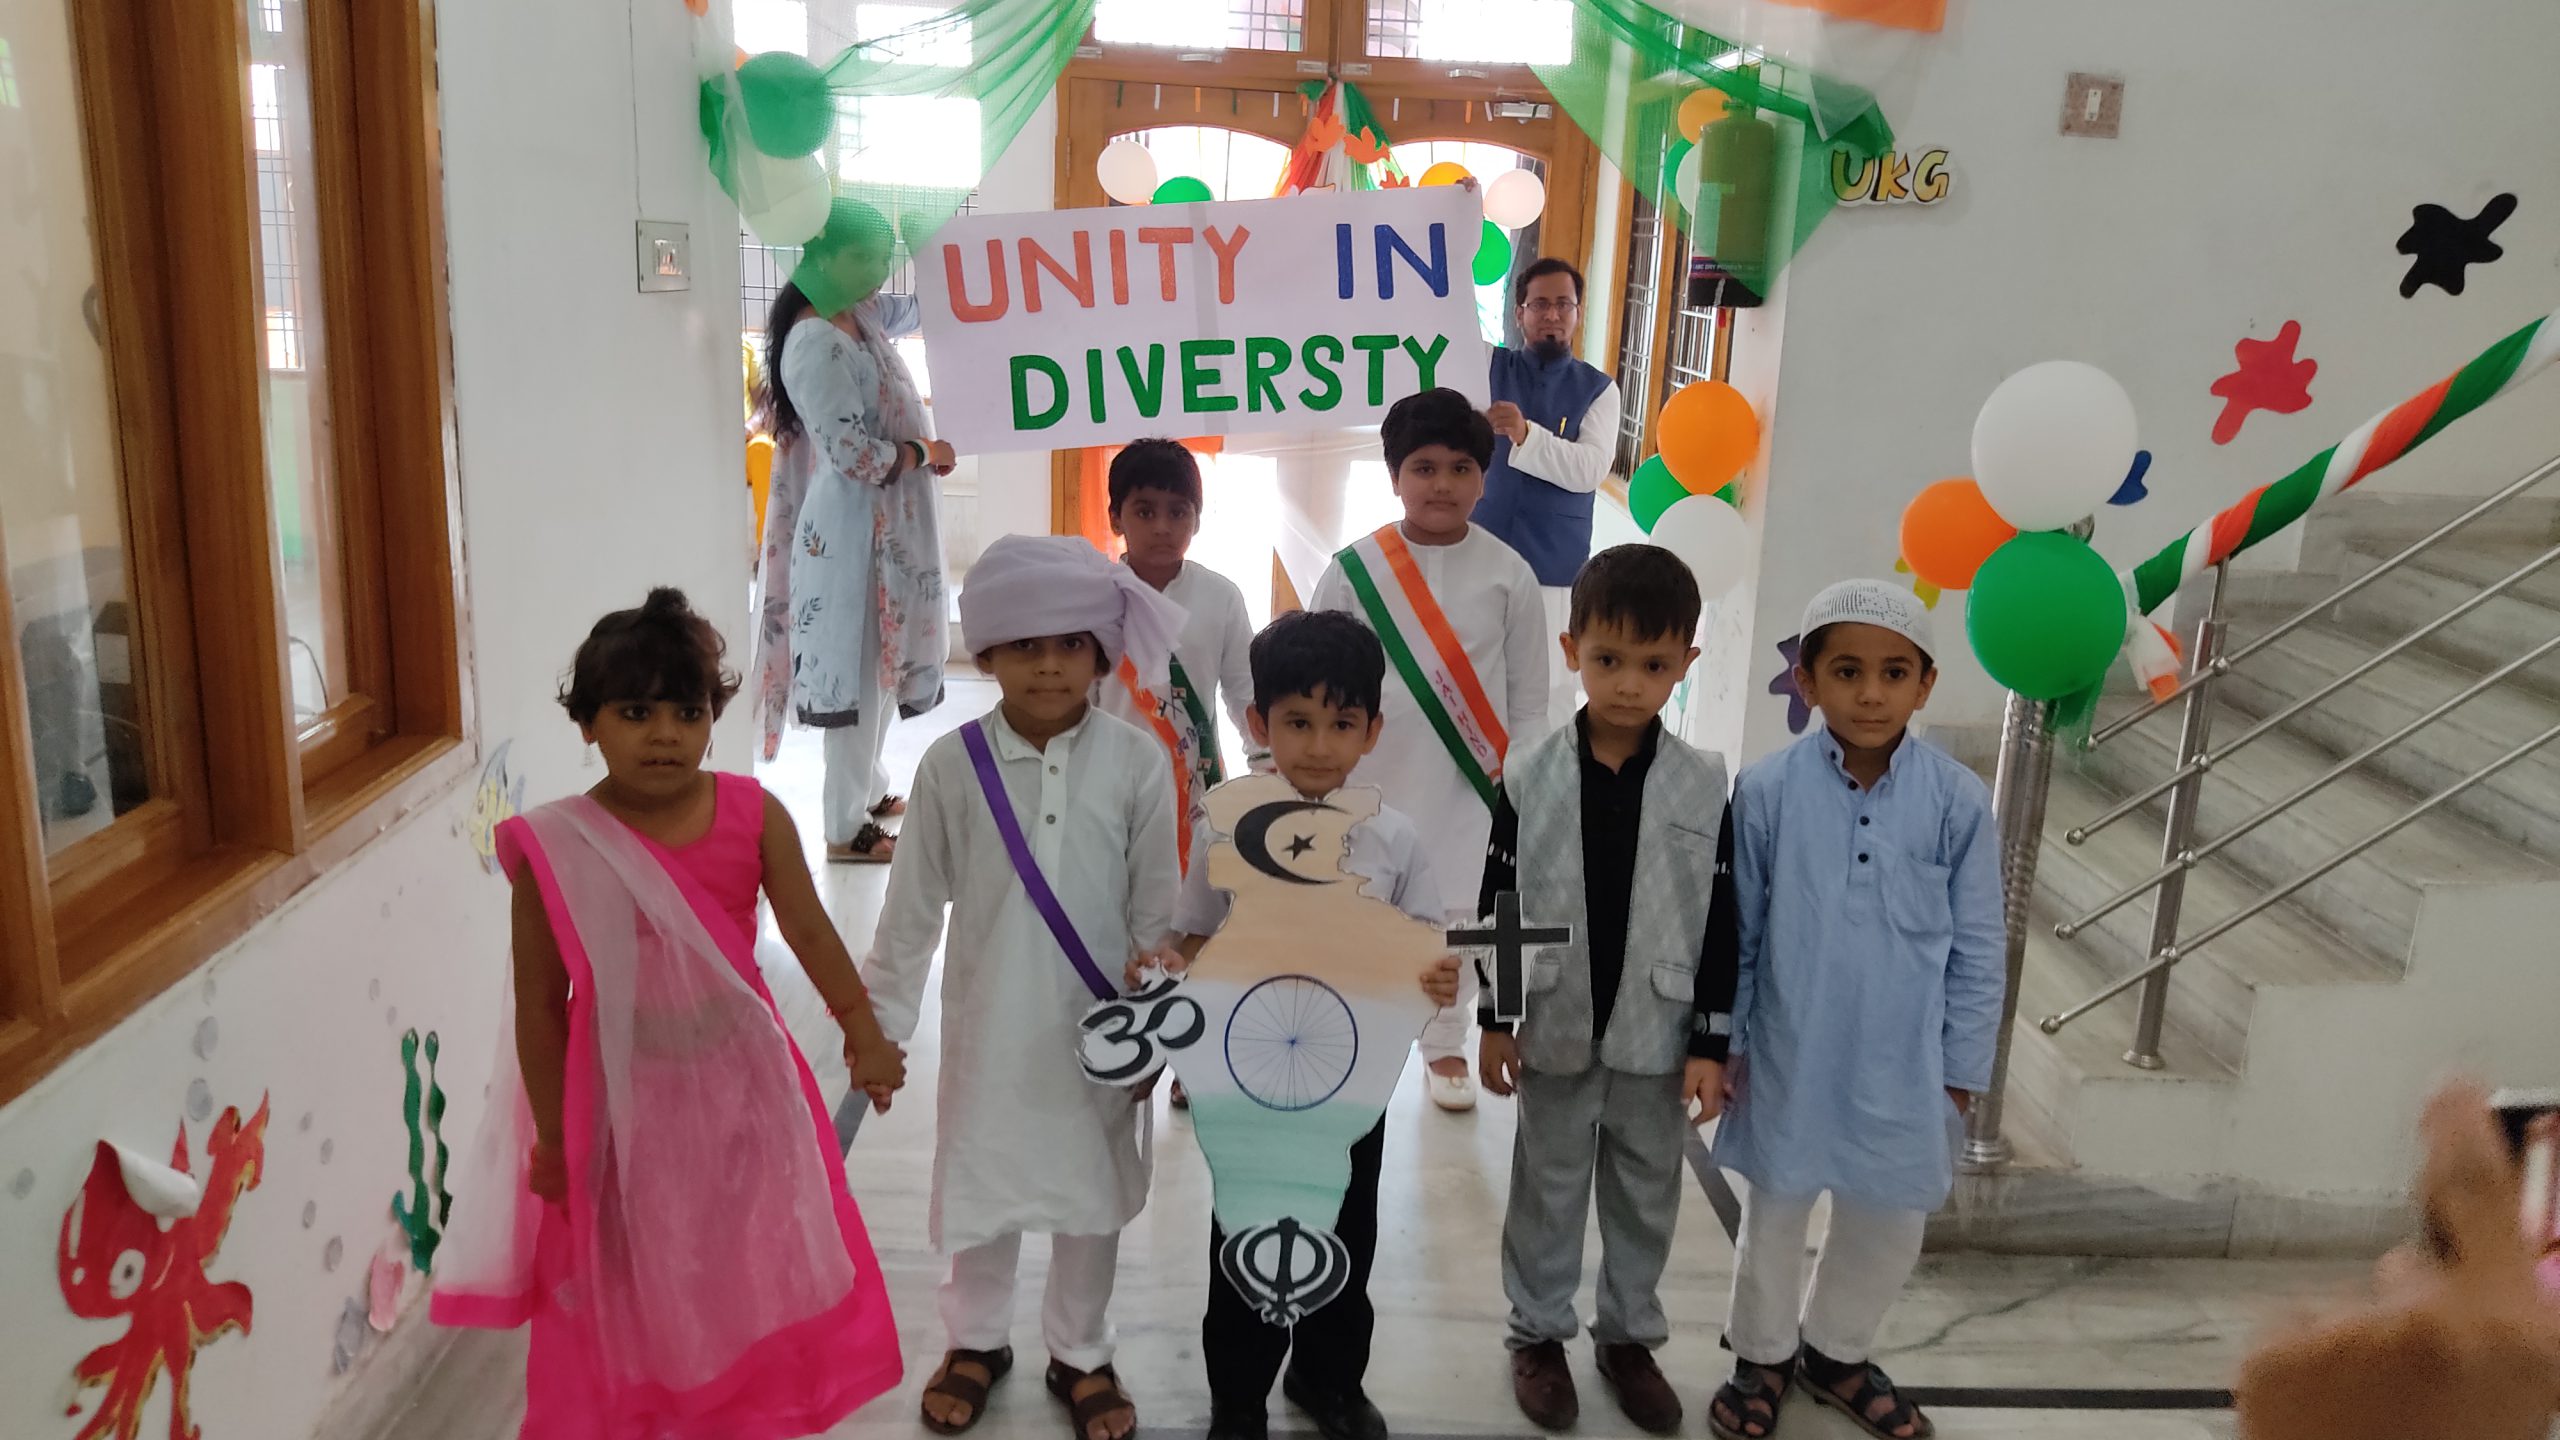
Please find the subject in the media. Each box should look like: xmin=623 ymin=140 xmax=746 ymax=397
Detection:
xmin=433 ymin=588 xmax=907 ymax=1440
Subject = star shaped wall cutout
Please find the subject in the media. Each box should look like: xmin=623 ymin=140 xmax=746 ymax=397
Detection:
xmin=2397 ymin=192 xmax=2516 ymax=298
xmin=2209 ymin=321 xmax=2317 ymax=445
xmin=1769 ymin=634 xmax=1811 ymax=734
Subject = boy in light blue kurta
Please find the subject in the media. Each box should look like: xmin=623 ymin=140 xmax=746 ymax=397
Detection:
xmin=1708 ymin=581 xmax=2005 ymax=1440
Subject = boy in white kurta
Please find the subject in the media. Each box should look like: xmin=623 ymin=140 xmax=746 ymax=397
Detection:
xmin=864 ymin=535 xmax=1188 ymax=1440
xmin=1311 ymin=388 xmax=1550 ymax=1111
xmin=1109 ymin=439 xmax=1263 ymax=788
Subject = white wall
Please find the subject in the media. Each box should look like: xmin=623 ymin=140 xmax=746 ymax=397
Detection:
xmin=952 ymin=94 xmax=1064 ymax=558
xmin=0 ymin=1 xmax=755 ymax=1435
xmin=1731 ymin=0 xmax=2560 ymax=760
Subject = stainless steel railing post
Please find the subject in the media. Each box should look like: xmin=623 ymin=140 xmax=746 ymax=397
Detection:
xmin=1962 ymin=690 xmax=2057 ymax=1173
xmin=2124 ymin=564 xmax=2227 ymax=1070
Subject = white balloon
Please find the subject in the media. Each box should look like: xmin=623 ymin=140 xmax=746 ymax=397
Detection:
xmin=1970 ymin=360 xmax=2139 ymax=532
xmin=1484 ymin=168 xmax=1547 ymax=228
xmin=1650 ymin=494 xmax=1752 ymax=596
xmin=1673 ymin=145 xmax=1704 ymax=216
xmin=740 ymin=153 xmax=831 ymax=247
xmin=1097 ymin=138 xmax=1161 ymax=207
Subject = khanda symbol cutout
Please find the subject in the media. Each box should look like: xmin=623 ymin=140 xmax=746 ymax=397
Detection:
xmin=1075 ymin=773 xmax=1451 ymax=1326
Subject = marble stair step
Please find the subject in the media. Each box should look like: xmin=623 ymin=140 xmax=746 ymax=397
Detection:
xmin=2326 ymin=537 xmax=2560 ymax=700
xmin=2000 ymin=923 xmax=2234 ymax=1178
xmin=2035 ymin=768 xmax=2398 ymax=1072
xmin=2081 ymin=709 xmax=2549 ymax=962
xmin=2211 ymin=615 xmax=2560 ymax=860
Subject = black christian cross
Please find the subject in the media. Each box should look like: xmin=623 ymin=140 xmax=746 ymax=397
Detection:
xmin=1446 ymin=891 xmax=1574 ymax=1025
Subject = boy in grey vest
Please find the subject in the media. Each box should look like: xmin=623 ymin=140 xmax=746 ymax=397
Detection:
xmin=1478 ymin=545 xmax=1739 ymax=1435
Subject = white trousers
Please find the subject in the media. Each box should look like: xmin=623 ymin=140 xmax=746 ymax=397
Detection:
xmin=939 ymin=1230 xmax=1123 ymax=1372
xmin=1725 ymin=1189 xmax=1928 ymax=1367
xmin=1540 ymin=586 xmax=1578 ymax=736
xmin=820 ymin=608 xmax=892 ymax=846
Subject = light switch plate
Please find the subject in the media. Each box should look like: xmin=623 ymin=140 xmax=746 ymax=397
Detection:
xmin=2061 ymin=73 xmax=2124 ymax=138
xmin=636 ymin=220 xmax=690 ymax=292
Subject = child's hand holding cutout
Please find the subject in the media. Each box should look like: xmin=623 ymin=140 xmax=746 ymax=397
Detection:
xmin=1421 ymin=954 xmax=1462 ymax=1008
xmin=1479 ymin=1031 xmax=1523 ymax=1097
xmin=1684 ymin=1058 xmax=1727 ymax=1127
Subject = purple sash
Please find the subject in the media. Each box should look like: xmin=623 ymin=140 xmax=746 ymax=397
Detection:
xmin=961 ymin=719 xmax=1116 ymax=1001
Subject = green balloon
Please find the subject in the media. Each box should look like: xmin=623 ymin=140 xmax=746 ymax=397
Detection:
xmin=1151 ymin=175 xmax=1214 ymax=204
xmin=1473 ymin=219 xmax=1514 ymax=287
xmin=1965 ymin=531 xmax=2128 ymax=700
xmin=1629 ymin=457 xmax=1686 ymax=531
xmin=1661 ymin=139 xmax=1694 ymax=209
xmin=737 ymin=52 xmax=834 ymax=159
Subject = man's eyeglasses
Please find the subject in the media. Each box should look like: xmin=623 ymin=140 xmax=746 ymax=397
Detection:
xmin=1523 ymin=298 xmax=1581 ymax=317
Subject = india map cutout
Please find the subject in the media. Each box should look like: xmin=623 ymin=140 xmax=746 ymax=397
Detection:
xmin=1076 ymin=774 xmax=1446 ymax=1325
xmin=2209 ymin=321 xmax=2317 ymax=444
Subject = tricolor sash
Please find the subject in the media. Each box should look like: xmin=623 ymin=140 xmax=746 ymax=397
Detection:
xmin=960 ymin=720 xmax=1117 ymax=1001
xmin=1114 ymin=655 xmax=1197 ymax=875
xmin=1335 ymin=525 xmax=1507 ymax=806
xmin=1167 ymin=654 xmax=1226 ymax=786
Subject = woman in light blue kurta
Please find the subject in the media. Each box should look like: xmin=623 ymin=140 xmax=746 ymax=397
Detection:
xmin=756 ymin=201 xmax=949 ymax=862
xmin=1713 ymin=730 xmax=2006 ymax=1211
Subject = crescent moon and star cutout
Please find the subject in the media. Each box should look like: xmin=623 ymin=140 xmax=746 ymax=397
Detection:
xmin=1074 ymin=772 xmax=1467 ymax=1325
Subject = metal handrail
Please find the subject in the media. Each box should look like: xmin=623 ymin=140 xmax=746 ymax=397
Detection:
xmin=2065 ymin=541 xmax=2560 ymax=848
xmin=2086 ymin=453 xmax=2560 ymax=749
xmin=2032 ymin=448 xmax=2560 ymax=1062
xmin=2054 ymin=626 xmax=2560 ymax=941
xmin=2039 ymin=714 xmax=2560 ymax=1037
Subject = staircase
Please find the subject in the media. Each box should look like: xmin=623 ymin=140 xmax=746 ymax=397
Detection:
xmin=1935 ymin=489 xmax=2560 ymax=1258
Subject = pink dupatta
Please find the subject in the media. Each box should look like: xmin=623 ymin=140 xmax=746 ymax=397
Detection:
xmin=432 ymin=795 xmax=900 ymax=1440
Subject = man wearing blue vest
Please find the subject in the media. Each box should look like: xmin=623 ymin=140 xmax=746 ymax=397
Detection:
xmin=1475 ymin=258 xmax=1624 ymax=732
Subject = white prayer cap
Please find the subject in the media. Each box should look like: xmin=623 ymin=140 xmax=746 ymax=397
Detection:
xmin=1801 ymin=579 xmax=1934 ymax=660
xmin=961 ymin=535 xmax=1188 ymax=678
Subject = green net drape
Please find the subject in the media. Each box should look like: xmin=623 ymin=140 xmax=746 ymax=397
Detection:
xmin=703 ymin=0 xmax=1097 ymax=316
xmin=1535 ymin=0 xmax=1892 ymax=304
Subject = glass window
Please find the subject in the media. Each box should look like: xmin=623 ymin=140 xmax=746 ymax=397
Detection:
xmin=1127 ymin=124 xmax=1291 ymax=204
xmin=1395 ymin=141 xmax=1541 ymax=346
xmin=242 ymin=0 xmax=350 ymax=735
xmin=1093 ymin=0 xmax=1306 ymax=53
xmin=733 ymin=0 xmax=810 ymax=53
xmin=1366 ymin=0 xmax=1571 ymax=65
xmin=2 ymin=0 xmax=155 ymax=854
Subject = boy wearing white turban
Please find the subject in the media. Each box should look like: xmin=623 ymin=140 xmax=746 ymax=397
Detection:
xmin=1706 ymin=580 xmax=2005 ymax=1440
xmin=863 ymin=536 xmax=1189 ymax=1440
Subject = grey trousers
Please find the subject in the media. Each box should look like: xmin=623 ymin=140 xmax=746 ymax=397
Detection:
xmin=1501 ymin=1064 xmax=1687 ymax=1350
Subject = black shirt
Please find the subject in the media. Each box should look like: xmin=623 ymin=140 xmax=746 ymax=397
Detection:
xmin=1476 ymin=713 xmax=1739 ymax=1062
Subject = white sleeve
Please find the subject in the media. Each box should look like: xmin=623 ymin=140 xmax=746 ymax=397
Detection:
xmin=1392 ymin=831 xmax=1450 ymax=926
xmin=1125 ymin=747 xmax=1181 ymax=955
xmin=860 ymin=748 xmax=956 ymax=1045
xmin=1503 ymin=564 xmax=1551 ymax=744
xmin=1172 ymin=815 xmax=1229 ymax=938
xmin=1310 ymin=560 xmax=1354 ymax=617
xmin=1505 ymin=383 xmax=1621 ymax=496
xmin=1218 ymin=584 xmax=1258 ymax=743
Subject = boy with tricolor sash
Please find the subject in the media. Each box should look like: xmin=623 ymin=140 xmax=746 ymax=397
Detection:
xmin=1311 ymin=388 xmax=1552 ymax=1112
xmin=862 ymin=535 xmax=1187 ymax=1440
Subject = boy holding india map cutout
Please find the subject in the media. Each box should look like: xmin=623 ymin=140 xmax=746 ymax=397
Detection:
xmin=1157 ymin=609 xmax=1462 ymax=1440
xmin=1310 ymin=387 xmax=1551 ymax=1114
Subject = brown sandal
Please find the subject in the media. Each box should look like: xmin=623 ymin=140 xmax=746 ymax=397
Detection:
xmin=870 ymin=793 xmax=908 ymax=819
xmin=922 ymin=1346 xmax=1014 ymax=1436
xmin=1045 ymin=1359 xmax=1137 ymax=1440
xmin=828 ymin=821 xmax=896 ymax=864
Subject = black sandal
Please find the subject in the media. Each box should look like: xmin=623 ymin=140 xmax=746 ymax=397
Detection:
xmin=1707 ymin=1356 xmax=1792 ymax=1440
xmin=1798 ymin=1346 xmax=1932 ymax=1440
xmin=828 ymin=821 xmax=896 ymax=864
xmin=1045 ymin=1359 xmax=1137 ymax=1440
xmin=921 ymin=1346 xmax=1014 ymax=1435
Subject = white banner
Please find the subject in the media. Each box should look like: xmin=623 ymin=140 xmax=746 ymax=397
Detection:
xmin=916 ymin=187 xmax=1493 ymax=454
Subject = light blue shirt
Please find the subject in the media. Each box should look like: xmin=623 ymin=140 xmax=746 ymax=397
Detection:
xmin=1712 ymin=728 xmax=2006 ymax=1212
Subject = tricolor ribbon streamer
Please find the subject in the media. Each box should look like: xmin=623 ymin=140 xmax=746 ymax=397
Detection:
xmin=2119 ymin=304 xmax=2560 ymax=697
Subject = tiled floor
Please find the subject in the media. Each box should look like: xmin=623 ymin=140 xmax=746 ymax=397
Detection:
xmin=366 ymin=681 xmax=2367 ymax=1440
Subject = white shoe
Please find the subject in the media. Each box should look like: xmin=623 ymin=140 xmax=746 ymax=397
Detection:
xmin=1427 ymin=1068 xmax=1477 ymax=1112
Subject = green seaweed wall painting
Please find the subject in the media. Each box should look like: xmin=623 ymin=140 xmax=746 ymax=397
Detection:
xmin=391 ymin=1029 xmax=452 ymax=1272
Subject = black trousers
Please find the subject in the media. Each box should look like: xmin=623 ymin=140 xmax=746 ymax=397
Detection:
xmin=1202 ymin=1118 xmax=1387 ymax=1412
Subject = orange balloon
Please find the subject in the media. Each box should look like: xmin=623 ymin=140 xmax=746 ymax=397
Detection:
xmin=1677 ymin=88 xmax=1728 ymax=142
xmin=1419 ymin=160 xmax=1473 ymax=188
xmin=1899 ymin=477 xmax=2017 ymax=590
xmin=1655 ymin=382 xmax=1759 ymax=495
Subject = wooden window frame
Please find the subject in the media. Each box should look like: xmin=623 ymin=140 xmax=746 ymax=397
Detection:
xmin=0 ymin=0 xmax=471 ymax=1107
